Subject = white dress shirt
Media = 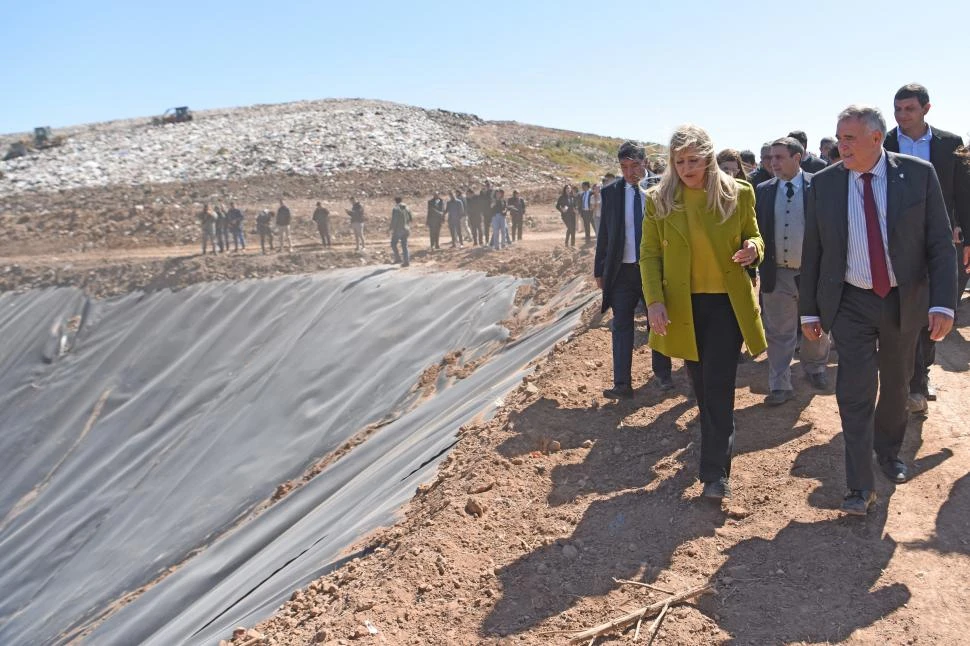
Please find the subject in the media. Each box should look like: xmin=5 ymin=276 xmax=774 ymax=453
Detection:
xmin=623 ymin=182 xmax=643 ymax=263
xmin=897 ymin=125 xmax=932 ymax=162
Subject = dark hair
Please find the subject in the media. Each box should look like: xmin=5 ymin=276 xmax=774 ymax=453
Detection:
xmin=820 ymin=136 xmax=836 ymax=147
xmin=394 ymin=196 xmax=402 ymax=203
xmin=771 ymin=136 xmax=805 ymax=158
xmin=787 ymin=130 xmax=808 ymax=149
xmin=894 ymin=83 xmax=930 ymax=106
xmin=739 ymin=150 xmax=756 ymax=165
xmin=617 ymin=141 xmax=646 ymax=161
xmin=828 ymin=146 xmax=841 ymax=161
xmin=760 ymin=142 xmax=773 ymax=155
xmin=581 ymin=181 xmax=590 ymax=189
xmin=716 ymin=149 xmax=747 ymax=180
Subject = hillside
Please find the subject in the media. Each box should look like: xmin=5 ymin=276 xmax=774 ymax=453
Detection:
xmin=0 ymin=99 xmax=659 ymax=257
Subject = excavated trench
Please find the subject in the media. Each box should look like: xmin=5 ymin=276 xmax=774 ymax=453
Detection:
xmin=0 ymin=266 xmax=593 ymax=645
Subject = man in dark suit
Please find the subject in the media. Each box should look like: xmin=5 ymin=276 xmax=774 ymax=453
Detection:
xmin=788 ymin=130 xmax=828 ymax=173
xmin=883 ymin=82 xmax=968 ymax=413
xmin=800 ymin=105 xmax=956 ymax=516
xmin=756 ymin=137 xmax=830 ymax=406
xmin=594 ymin=142 xmax=673 ymax=398
xmin=426 ymin=192 xmax=445 ymax=250
xmin=747 ymin=142 xmax=774 ymax=187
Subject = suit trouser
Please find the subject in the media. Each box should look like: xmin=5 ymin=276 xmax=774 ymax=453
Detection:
xmin=762 ymin=267 xmax=830 ymax=391
xmin=391 ymin=231 xmax=409 ymax=265
xmin=957 ymin=241 xmax=970 ymax=303
xmin=428 ymin=220 xmax=442 ymax=249
xmin=259 ymin=229 xmax=273 ymax=253
xmin=448 ymin=219 xmax=463 ymax=246
xmin=684 ymin=293 xmax=743 ymax=483
xmin=831 ymin=285 xmax=918 ymax=491
xmin=351 ymin=222 xmax=365 ymax=249
xmin=564 ymin=219 xmax=576 ymax=247
xmin=316 ymin=223 xmax=331 ymax=247
xmin=202 ymin=228 xmax=217 ymax=254
xmin=581 ymin=210 xmax=594 ymax=240
xmin=511 ymin=214 xmax=523 ymax=240
xmin=278 ymin=224 xmax=292 ymax=251
xmin=609 ymin=264 xmax=672 ymax=388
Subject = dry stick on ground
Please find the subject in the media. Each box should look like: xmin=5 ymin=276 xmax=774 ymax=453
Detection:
xmin=645 ymin=601 xmax=671 ymax=645
xmin=568 ymin=583 xmax=714 ymax=643
xmin=611 ymin=577 xmax=675 ymax=595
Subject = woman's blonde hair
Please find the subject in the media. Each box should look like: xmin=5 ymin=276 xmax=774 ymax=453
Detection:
xmin=648 ymin=124 xmax=740 ymax=223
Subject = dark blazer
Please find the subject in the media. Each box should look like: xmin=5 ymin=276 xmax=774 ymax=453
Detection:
xmin=884 ymin=125 xmax=965 ymax=228
xmin=748 ymin=167 xmax=772 ymax=187
xmin=800 ymin=153 xmax=827 ymax=173
xmin=799 ymin=153 xmax=956 ymax=334
xmin=594 ymin=179 xmax=636 ymax=312
xmin=755 ymin=171 xmax=814 ymax=293
xmin=956 ymin=156 xmax=970 ymax=235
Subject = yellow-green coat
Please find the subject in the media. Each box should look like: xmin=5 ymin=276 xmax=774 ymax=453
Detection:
xmin=639 ymin=182 xmax=767 ymax=361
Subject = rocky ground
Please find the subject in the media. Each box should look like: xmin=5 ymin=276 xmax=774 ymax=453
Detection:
xmin=4 ymin=101 xmax=970 ymax=645
xmin=1 ymin=99 xmax=631 ymax=258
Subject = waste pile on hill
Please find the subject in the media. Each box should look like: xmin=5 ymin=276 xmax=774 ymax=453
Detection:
xmin=0 ymin=99 xmax=484 ymax=196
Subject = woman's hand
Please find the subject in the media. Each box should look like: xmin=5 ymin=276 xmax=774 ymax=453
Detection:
xmin=647 ymin=302 xmax=669 ymax=336
xmin=732 ymin=240 xmax=758 ymax=266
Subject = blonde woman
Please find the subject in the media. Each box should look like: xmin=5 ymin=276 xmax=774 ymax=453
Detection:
xmin=639 ymin=124 xmax=767 ymax=500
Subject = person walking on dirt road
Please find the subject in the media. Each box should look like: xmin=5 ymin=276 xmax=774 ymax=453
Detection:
xmin=389 ymin=197 xmax=412 ymax=267
xmin=312 ymin=202 xmax=332 ymax=247
xmin=347 ymin=198 xmax=366 ymax=251
xmin=595 ymin=141 xmax=674 ymax=401
xmin=276 ymin=199 xmax=293 ymax=252
xmin=427 ymin=192 xmax=445 ymax=251
xmin=256 ymin=209 xmax=274 ymax=253
xmin=198 ymin=204 xmax=218 ymax=255
xmin=641 ymin=125 xmax=767 ymax=501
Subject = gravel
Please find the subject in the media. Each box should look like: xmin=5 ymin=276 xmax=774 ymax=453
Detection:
xmin=0 ymin=99 xmax=485 ymax=197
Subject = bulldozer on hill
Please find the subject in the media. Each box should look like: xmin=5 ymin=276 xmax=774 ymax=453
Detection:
xmin=3 ymin=126 xmax=64 ymax=160
xmin=33 ymin=127 xmax=63 ymax=149
xmin=153 ymin=106 xmax=193 ymax=125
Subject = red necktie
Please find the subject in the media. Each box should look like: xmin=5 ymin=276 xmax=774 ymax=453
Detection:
xmin=861 ymin=172 xmax=891 ymax=298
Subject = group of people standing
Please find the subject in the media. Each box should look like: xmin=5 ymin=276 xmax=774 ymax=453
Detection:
xmin=197 ymin=202 xmax=247 ymax=254
xmin=425 ymin=181 xmax=528 ymax=251
xmin=595 ymin=82 xmax=969 ymax=516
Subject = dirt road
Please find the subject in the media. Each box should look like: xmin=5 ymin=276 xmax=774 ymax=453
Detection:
xmin=7 ymin=212 xmax=970 ymax=645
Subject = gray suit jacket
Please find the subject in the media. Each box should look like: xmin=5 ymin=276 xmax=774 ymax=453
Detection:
xmin=799 ymin=152 xmax=956 ymax=333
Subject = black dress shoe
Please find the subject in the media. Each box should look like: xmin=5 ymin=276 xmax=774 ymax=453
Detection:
xmin=841 ymin=489 xmax=876 ymax=516
xmin=764 ymin=389 xmax=794 ymax=406
xmin=603 ymin=385 xmax=634 ymax=400
xmin=655 ymin=375 xmax=674 ymax=391
xmin=808 ymin=372 xmax=829 ymax=390
xmin=879 ymin=458 xmax=909 ymax=483
xmin=702 ymin=478 xmax=731 ymax=500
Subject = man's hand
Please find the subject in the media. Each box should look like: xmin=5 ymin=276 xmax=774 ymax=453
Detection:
xmin=731 ymin=240 xmax=758 ymax=266
xmin=801 ymin=321 xmax=823 ymax=341
xmin=928 ymin=312 xmax=954 ymax=341
xmin=647 ymin=302 xmax=669 ymax=336
xmin=595 ymin=276 xmax=604 ymax=290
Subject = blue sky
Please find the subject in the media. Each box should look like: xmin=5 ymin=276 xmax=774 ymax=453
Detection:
xmin=3 ymin=0 xmax=968 ymax=154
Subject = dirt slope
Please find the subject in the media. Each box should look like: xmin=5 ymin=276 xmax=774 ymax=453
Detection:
xmin=220 ymin=234 xmax=967 ymax=645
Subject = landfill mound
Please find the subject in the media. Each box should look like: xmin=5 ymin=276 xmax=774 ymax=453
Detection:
xmin=0 ymin=266 xmax=594 ymax=645
xmin=0 ymin=99 xmax=485 ymax=196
